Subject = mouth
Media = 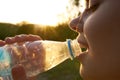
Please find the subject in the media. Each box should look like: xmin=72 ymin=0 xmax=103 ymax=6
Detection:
xmin=78 ymin=39 xmax=89 ymax=49
xmin=77 ymin=33 xmax=89 ymax=50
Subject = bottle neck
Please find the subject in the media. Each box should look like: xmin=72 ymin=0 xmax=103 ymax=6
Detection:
xmin=66 ymin=39 xmax=81 ymax=60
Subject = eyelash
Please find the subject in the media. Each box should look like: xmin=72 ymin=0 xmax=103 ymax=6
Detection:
xmin=86 ymin=3 xmax=100 ymax=13
xmin=78 ymin=3 xmax=100 ymax=24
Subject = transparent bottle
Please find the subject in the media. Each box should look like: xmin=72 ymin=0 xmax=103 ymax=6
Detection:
xmin=0 ymin=39 xmax=81 ymax=80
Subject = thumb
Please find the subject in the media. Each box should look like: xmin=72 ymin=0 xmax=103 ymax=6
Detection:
xmin=12 ymin=64 xmax=27 ymax=80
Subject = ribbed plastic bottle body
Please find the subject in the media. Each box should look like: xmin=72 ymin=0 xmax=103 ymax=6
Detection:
xmin=30 ymin=40 xmax=72 ymax=70
xmin=0 ymin=39 xmax=81 ymax=79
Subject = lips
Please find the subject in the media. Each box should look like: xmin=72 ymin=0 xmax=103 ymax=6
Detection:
xmin=78 ymin=40 xmax=88 ymax=48
xmin=77 ymin=34 xmax=89 ymax=49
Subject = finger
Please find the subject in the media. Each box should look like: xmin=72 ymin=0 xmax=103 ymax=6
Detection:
xmin=5 ymin=37 xmax=15 ymax=44
xmin=26 ymin=34 xmax=42 ymax=41
xmin=15 ymin=34 xmax=42 ymax=42
xmin=0 ymin=40 xmax=6 ymax=47
xmin=14 ymin=34 xmax=27 ymax=42
xmin=12 ymin=64 xmax=27 ymax=80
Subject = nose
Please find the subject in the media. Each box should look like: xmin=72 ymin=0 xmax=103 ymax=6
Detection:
xmin=69 ymin=16 xmax=84 ymax=33
xmin=69 ymin=9 xmax=91 ymax=33
xmin=69 ymin=12 xmax=86 ymax=33
xmin=69 ymin=17 xmax=80 ymax=30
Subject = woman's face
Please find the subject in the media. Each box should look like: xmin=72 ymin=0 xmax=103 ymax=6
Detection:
xmin=70 ymin=0 xmax=120 ymax=80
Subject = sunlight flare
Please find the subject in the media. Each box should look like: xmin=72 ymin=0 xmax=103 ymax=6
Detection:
xmin=0 ymin=0 xmax=69 ymax=26
xmin=79 ymin=0 xmax=86 ymax=13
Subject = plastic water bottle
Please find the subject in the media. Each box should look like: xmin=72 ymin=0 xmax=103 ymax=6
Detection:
xmin=0 ymin=39 xmax=81 ymax=80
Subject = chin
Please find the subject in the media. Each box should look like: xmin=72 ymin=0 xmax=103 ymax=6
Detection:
xmin=79 ymin=64 xmax=93 ymax=80
xmin=79 ymin=64 xmax=86 ymax=80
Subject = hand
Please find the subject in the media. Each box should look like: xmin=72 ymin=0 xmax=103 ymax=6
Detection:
xmin=0 ymin=34 xmax=42 ymax=80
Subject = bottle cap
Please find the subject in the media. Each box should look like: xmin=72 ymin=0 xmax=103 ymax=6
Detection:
xmin=66 ymin=39 xmax=74 ymax=59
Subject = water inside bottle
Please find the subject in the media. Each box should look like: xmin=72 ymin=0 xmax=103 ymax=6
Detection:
xmin=0 ymin=40 xmax=80 ymax=78
xmin=24 ymin=40 xmax=70 ymax=77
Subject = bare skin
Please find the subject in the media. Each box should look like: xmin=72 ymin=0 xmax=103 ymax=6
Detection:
xmin=70 ymin=0 xmax=120 ymax=80
xmin=1 ymin=0 xmax=120 ymax=80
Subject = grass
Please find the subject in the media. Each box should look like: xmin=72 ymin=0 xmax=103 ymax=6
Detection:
xmin=37 ymin=59 xmax=83 ymax=80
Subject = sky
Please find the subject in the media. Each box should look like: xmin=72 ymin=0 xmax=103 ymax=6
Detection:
xmin=0 ymin=0 xmax=85 ymax=26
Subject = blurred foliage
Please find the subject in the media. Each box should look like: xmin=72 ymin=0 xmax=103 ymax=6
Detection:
xmin=34 ymin=23 xmax=78 ymax=41
xmin=74 ymin=0 xmax=80 ymax=6
xmin=16 ymin=23 xmax=35 ymax=35
xmin=0 ymin=22 xmax=78 ymax=41
xmin=0 ymin=23 xmax=18 ymax=40
xmin=37 ymin=59 xmax=83 ymax=80
xmin=0 ymin=22 xmax=83 ymax=80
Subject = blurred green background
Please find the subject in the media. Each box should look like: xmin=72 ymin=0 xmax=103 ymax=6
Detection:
xmin=0 ymin=22 xmax=83 ymax=80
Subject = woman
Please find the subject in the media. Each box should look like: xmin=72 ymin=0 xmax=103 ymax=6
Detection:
xmin=70 ymin=0 xmax=120 ymax=80
xmin=1 ymin=0 xmax=120 ymax=80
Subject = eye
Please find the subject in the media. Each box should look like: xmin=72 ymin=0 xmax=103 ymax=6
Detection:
xmin=78 ymin=3 xmax=99 ymax=24
xmin=86 ymin=3 xmax=100 ymax=13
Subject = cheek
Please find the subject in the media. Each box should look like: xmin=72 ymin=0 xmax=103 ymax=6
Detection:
xmin=83 ymin=12 xmax=111 ymax=46
xmin=82 ymin=12 xmax=114 ymax=56
xmin=83 ymin=2 xmax=115 ymax=44
xmin=84 ymin=14 xmax=103 ymax=38
xmin=83 ymin=15 xmax=101 ymax=49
